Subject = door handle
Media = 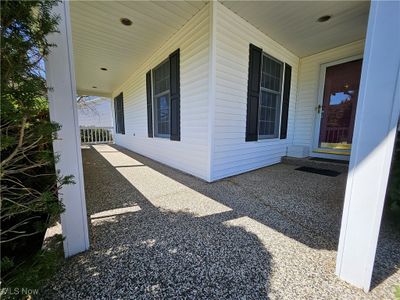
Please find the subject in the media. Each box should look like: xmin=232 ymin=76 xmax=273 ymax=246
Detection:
xmin=316 ymin=105 xmax=322 ymax=113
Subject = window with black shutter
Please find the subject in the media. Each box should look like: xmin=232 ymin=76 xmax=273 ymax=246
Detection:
xmin=146 ymin=49 xmax=180 ymax=141
xmin=246 ymin=44 xmax=292 ymax=141
xmin=114 ymin=93 xmax=125 ymax=134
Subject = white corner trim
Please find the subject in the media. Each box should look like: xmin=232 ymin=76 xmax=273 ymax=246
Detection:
xmin=207 ymin=1 xmax=217 ymax=182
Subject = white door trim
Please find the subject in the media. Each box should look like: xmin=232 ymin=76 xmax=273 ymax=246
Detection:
xmin=311 ymin=54 xmax=364 ymax=159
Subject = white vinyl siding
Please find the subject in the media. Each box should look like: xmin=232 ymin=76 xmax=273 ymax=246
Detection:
xmin=111 ymin=4 xmax=210 ymax=180
xmin=110 ymin=2 xmax=364 ymax=182
xmin=293 ymin=40 xmax=365 ymax=150
xmin=210 ymin=2 xmax=299 ymax=180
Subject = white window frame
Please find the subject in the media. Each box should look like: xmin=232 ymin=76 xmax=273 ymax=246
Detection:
xmin=152 ymin=59 xmax=171 ymax=138
xmin=258 ymin=53 xmax=284 ymax=140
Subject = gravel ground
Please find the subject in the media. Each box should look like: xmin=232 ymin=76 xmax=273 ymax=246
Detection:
xmin=40 ymin=145 xmax=400 ymax=299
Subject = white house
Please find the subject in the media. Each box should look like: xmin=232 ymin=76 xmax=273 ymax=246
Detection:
xmin=45 ymin=0 xmax=399 ymax=292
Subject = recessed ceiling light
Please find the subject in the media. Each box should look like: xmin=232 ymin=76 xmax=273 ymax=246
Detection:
xmin=92 ymin=86 xmax=97 ymax=89
xmin=120 ymin=18 xmax=132 ymax=26
xmin=100 ymin=67 xmax=108 ymax=71
xmin=317 ymin=15 xmax=331 ymax=23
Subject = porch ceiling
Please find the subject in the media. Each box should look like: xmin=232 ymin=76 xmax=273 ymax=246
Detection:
xmin=70 ymin=1 xmax=207 ymax=97
xmin=70 ymin=1 xmax=369 ymax=97
xmin=220 ymin=0 xmax=370 ymax=57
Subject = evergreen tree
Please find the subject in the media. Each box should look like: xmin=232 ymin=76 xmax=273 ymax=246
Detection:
xmin=1 ymin=0 xmax=72 ymax=276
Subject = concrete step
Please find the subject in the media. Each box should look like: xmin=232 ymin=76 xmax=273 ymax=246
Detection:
xmin=282 ymin=156 xmax=349 ymax=173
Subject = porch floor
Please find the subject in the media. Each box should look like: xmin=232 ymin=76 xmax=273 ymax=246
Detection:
xmin=42 ymin=145 xmax=399 ymax=299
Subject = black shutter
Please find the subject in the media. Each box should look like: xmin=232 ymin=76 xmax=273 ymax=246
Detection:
xmin=114 ymin=93 xmax=125 ymax=134
xmin=280 ymin=63 xmax=292 ymax=139
xmin=246 ymin=44 xmax=262 ymax=142
xmin=146 ymin=71 xmax=153 ymax=137
xmin=114 ymin=96 xmax=119 ymax=134
xmin=169 ymin=49 xmax=180 ymax=141
xmin=115 ymin=93 xmax=125 ymax=134
xmin=119 ymin=93 xmax=125 ymax=134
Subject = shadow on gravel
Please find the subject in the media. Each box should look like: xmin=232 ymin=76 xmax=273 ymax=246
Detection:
xmin=113 ymin=145 xmax=343 ymax=251
xmin=40 ymin=146 xmax=272 ymax=299
xmin=40 ymin=145 xmax=400 ymax=298
xmin=64 ymin=211 xmax=271 ymax=299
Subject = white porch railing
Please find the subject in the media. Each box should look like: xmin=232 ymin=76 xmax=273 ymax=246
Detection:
xmin=80 ymin=127 xmax=114 ymax=144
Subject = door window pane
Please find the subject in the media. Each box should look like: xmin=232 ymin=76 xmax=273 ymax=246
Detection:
xmin=318 ymin=59 xmax=362 ymax=150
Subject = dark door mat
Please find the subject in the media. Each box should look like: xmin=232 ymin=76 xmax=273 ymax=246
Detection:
xmin=310 ymin=157 xmax=349 ymax=165
xmin=295 ymin=166 xmax=341 ymax=177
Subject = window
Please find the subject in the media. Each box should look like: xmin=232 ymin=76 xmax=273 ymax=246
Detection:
xmin=114 ymin=93 xmax=125 ymax=134
xmin=146 ymin=49 xmax=180 ymax=141
xmin=246 ymin=44 xmax=291 ymax=142
xmin=153 ymin=60 xmax=170 ymax=138
xmin=258 ymin=54 xmax=283 ymax=139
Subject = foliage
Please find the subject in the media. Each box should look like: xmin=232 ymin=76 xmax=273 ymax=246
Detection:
xmin=1 ymin=0 xmax=69 ymax=285
xmin=1 ymin=234 xmax=64 ymax=300
xmin=386 ymin=131 xmax=400 ymax=224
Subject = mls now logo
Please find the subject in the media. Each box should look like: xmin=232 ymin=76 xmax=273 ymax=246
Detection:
xmin=0 ymin=287 xmax=39 ymax=297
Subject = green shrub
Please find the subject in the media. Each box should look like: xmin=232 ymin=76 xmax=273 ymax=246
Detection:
xmin=386 ymin=131 xmax=400 ymax=224
xmin=1 ymin=0 xmax=71 ymax=291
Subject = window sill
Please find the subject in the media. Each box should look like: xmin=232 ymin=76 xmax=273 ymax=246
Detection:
xmin=256 ymin=137 xmax=285 ymax=143
xmin=258 ymin=136 xmax=279 ymax=141
xmin=152 ymin=136 xmax=171 ymax=140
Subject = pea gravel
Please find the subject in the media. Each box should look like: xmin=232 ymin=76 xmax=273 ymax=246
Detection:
xmin=40 ymin=145 xmax=400 ymax=299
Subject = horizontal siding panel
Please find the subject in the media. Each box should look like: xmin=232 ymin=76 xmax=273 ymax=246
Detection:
xmin=214 ymin=145 xmax=285 ymax=158
xmin=215 ymin=154 xmax=282 ymax=169
xmin=213 ymin=158 xmax=282 ymax=181
xmin=214 ymin=77 xmax=247 ymax=94
xmin=214 ymin=150 xmax=286 ymax=167
xmin=215 ymin=119 xmax=246 ymax=127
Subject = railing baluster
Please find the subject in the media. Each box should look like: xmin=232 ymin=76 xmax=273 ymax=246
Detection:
xmin=79 ymin=126 xmax=114 ymax=145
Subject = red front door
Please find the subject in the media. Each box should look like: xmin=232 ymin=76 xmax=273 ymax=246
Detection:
xmin=318 ymin=59 xmax=363 ymax=151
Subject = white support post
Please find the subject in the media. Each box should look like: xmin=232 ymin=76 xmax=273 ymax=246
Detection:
xmin=45 ymin=0 xmax=89 ymax=257
xmin=336 ymin=0 xmax=400 ymax=292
